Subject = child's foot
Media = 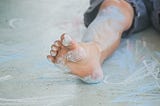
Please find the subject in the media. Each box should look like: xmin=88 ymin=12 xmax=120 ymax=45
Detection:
xmin=47 ymin=33 xmax=103 ymax=83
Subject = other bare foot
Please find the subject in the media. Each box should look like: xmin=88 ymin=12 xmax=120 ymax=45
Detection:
xmin=47 ymin=33 xmax=103 ymax=83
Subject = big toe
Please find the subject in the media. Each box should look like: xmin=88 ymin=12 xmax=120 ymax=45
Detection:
xmin=60 ymin=33 xmax=78 ymax=50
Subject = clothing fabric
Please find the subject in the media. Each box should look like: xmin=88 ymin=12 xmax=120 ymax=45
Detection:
xmin=84 ymin=0 xmax=160 ymax=37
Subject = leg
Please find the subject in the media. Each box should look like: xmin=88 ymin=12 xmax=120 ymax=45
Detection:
xmin=83 ymin=0 xmax=134 ymax=62
xmin=47 ymin=0 xmax=134 ymax=83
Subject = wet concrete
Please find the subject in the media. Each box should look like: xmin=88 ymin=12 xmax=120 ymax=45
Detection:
xmin=0 ymin=0 xmax=160 ymax=106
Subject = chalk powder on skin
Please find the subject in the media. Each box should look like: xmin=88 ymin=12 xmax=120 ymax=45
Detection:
xmin=62 ymin=34 xmax=72 ymax=46
xmin=62 ymin=34 xmax=87 ymax=62
xmin=80 ymin=72 xmax=104 ymax=84
xmin=66 ymin=47 xmax=86 ymax=62
xmin=54 ymin=48 xmax=87 ymax=72
xmin=82 ymin=6 xmax=125 ymax=50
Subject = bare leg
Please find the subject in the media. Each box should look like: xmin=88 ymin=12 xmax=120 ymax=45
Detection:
xmin=47 ymin=0 xmax=134 ymax=83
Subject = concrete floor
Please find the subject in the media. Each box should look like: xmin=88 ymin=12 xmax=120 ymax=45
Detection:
xmin=0 ymin=0 xmax=160 ymax=106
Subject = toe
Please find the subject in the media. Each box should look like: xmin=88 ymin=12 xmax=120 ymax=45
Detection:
xmin=60 ymin=33 xmax=77 ymax=50
xmin=54 ymin=40 xmax=61 ymax=47
xmin=61 ymin=33 xmax=72 ymax=46
xmin=50 ymin=50 xmax=57 ymax=57
xmin=51 ymin=45 xmax=59 ymax=51
xmin=47 ymin=55 xmax=56 ymax=63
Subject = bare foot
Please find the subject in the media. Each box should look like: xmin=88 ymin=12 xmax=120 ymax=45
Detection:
xmin=47 ymin=33 xmax=103 ymax=83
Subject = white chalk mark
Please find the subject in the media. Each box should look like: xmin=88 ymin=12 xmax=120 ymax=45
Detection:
xmin=103 ymin=77 xmax=125 ymax=85
xmin=0 ymin=94 xmax=75 ymax=106
xmin=143 ymin=60 xmax=160 ymax=88
xmin=0 ymin=95 xmax=73 ymax=102
xmin=0 ymin=75 xmax=12 ymax=82
xmin=8 ymin=18 xmax=23 ymax=29
xmin=0 ymin=98 xmax=72 ymax=106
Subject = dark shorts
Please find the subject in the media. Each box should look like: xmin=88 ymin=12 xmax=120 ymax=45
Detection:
xmin=84 ymin=0 xmax=160 ymax=37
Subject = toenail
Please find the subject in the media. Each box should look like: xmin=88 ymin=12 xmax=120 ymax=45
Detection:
xmin=62 ymin=34 xmax=72 ymax=46
xmin=54 ymin=41 xmax=59 ymax=47
xmin=50 ymin=51 xmax=57 ymax=56
xmin=51 ymin=46 xmax=58 ymax=51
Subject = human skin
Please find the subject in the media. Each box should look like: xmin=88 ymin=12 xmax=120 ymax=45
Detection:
xmin=47 ymin=0 xmax=134 ymax=83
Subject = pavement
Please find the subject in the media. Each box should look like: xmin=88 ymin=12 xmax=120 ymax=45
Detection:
xmin=0 ymin=0 xmax=160 ymax=106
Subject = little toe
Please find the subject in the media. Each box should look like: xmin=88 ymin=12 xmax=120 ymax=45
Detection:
xmin=47 ymin=55 xmax=56 ymax=63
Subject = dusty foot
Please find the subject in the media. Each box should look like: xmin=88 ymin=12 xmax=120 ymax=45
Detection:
xmin=47 ymin=33 xmax=104 ymax=83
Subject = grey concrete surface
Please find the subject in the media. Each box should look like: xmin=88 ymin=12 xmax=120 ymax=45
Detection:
xmin=0 ymin=0 xmax=160 ymax=106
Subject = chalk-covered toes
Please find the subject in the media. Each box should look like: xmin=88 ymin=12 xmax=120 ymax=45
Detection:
xmin=49 ymin=41 xmax=61 ymax=57
xmin=48 ymin=33 xmax=81 ymax=64
xmin=61 ymin=33 xmax=72 ymax=46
